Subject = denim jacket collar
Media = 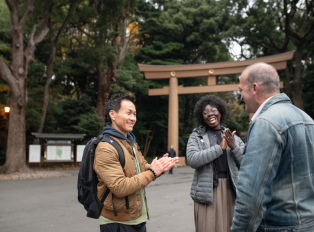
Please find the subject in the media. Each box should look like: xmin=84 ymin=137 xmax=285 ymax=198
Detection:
xmin=257 ymin=93 xmax=291 ymax=119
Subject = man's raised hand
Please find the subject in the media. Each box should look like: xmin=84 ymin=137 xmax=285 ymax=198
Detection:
xmin=158 ymin=155 xmax=179 ymax=172
xmin=150 ymin=157 xmax=168 ymax=176
xmin=150 ymin=156 xmax=179 ymax=176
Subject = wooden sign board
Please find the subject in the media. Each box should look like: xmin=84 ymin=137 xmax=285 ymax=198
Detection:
xmin=76 ymin=145 xmax=85 ymax=162
xmin=29 ymin=145 xmax=41 ymax=163
xmin=47 ymin=145 xmax=72 ymax=161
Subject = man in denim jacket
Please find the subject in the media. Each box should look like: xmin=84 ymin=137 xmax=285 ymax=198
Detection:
xmin=231 ymin=62 xmax=314 ymax=232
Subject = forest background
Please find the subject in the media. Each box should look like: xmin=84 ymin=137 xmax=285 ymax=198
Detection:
xmin=0 ymin=0 xmax=313 ymax=173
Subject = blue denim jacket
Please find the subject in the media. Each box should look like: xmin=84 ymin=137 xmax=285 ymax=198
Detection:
xmin=231 ymin=94 xmax=314 ymax=232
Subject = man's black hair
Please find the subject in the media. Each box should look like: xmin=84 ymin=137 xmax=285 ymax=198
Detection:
xmin=106 ymin=93 xmax=136 ymax=124
xmin=194 ymin=95 xmax=228 ymax=126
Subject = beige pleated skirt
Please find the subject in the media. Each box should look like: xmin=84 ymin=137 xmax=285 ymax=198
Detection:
xmin=194 ymin=178 xmax=236 ymax=232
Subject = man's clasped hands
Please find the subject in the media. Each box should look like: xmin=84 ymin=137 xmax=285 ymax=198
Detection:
xmin=149 ymin=154 xmax=179 ymax=177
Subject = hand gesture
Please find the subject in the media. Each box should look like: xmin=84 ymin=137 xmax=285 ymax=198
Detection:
xmin=220 ymin=138 xmax=227 ymax=150
xmin=150 ymin=155 xmax=179 ymax=176
xmin=223 ymin=128 xmax=236 ymax=150
xmin=150 ymin=158 xmax=167 ymax=177
xmin=162 ymin=156 xmax=179 ymax=172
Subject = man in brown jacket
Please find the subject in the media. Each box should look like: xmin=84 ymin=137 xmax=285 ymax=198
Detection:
xmin=94 ymin=93 xmax=178 ymax=232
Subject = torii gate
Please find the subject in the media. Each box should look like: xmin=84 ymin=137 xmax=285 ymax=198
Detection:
xmin=138 ymin=51 xmax=294 ymax=156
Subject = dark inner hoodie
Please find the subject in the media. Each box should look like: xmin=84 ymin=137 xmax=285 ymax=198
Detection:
xmin=100 ymin=125 xmax=136 ymax=146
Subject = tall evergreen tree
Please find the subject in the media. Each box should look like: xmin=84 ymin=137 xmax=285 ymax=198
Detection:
xmin=225 ymin=0 xmax=314 ymax=109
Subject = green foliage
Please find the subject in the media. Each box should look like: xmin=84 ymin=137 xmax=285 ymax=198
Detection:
xmin=72 ymin=107 xmax=104 ymax=143
xmin=303 ymin=63 xmax=314 ymax=119
xmin=224 ymin=0 xmax=314 ymax=115
xmin=136 ymin=0 xmax=232 ymax=64
xmin=139 ymin=41 xmax=185 ymax=65
xmin=224 ymin=0 xmax=294 ymax=58
xmin=26 ymin=86 xmax=44 ymax=132
xmin=0 ymin=0 xmax=11 ymax=63
xmin=45 ymin=94 xmax=101 ymax=134
xmin=237 ymin=106 xmax=250 ymax=132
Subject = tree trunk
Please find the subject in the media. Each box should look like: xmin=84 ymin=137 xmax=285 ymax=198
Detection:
xmin=291 ymin=43 xmax=304 ymax=110
xmin=284 ymin=65 xmax=292 ymax=99
xmin=1 ymin=92 xmax=29 ymax=173
xmin=0 ymin=0 xmax=50 ymax=174
xmin=96 ymin=65 xmax=107 ymax=121
xmin=0 ymin=29 xmax=30 ymax=173
xmin=96 ymin=60 xmax=117 ymax=120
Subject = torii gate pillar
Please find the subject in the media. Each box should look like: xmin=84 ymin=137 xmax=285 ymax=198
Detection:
xmin=168 ymin=76 xmax=179 ymax=154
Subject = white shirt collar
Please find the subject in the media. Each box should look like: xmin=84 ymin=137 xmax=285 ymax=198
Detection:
xmin=251 ymin=96 xmax=273 ymax=121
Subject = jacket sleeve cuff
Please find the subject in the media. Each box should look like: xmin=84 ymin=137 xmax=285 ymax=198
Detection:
xmin=141 ymin=170 xmax=155 ymax=186
xmin=231 ymin=145 xmax=240 ymax=155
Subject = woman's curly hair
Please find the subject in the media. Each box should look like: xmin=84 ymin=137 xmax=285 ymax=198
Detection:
xmin=194 ymin=95 xmax=228 ymax=126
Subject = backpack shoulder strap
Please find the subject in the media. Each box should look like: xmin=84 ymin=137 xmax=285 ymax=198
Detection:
xmin=101 ymin=136 xmax=125 ymax=169
xmin=100 ymin=136 xmax=128 ymax=208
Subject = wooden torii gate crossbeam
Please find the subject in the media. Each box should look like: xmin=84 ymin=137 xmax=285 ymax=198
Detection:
xmin=138 ymin=51 xmax=294 ymax=157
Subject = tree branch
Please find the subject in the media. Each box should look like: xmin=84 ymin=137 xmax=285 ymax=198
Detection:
xmin=73 ymin=24 xmax=93 ymax=38
xmin=285 ymin=0 xmax=314 ymax=41
xmin=284 ymin=0 xmax=300 ymax=41
xmin=0 ymin=58 xmax=19 ymax=95
xmin=135 ymin=10 xmax=151 ymax=16
xmin=33 ymin=23 xmax=49 ymax=44
xmin=306 ymin=0 xmax=314 ymax=16
xmin=20 ymin=0 xmax=36 ymax=29
xmin=54 ymin=0 xmax=77 ymax=45
xmin=72 ymin=35 xmax=83 ymax=46
xmin=24 ymin=1 xmax=51 ymax=66
xmin=92 ymin=0 xmax=102 ymax=14
xmin=302 ymin=18 xmax=314 ymax=38
xmin=265 ymin=34 xmax=284 ymax=52
xmin=5 ymin=0 xmax=19 ymax=26
xmin=32 ymin=1 xmax=52 ymax=44
xmin=276 ymin=11 xmax=290 ymax=52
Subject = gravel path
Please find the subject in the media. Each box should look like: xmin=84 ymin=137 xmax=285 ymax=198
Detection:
xmin=0 ymin=171 xmax=73 ymax=180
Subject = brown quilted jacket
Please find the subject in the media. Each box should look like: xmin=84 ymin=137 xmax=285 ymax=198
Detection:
xmin=93 ymin=136 xmax=155 ymax=221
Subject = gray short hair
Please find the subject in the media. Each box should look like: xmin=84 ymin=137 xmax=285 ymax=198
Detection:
xmin=242 ymin=62 xmax=280 ymax=94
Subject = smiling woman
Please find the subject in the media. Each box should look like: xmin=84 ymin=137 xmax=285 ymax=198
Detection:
xmin=193 ymin=95 xmax=227 ymax=128
xmin=186 ymin=95 xmax=245 ymax=232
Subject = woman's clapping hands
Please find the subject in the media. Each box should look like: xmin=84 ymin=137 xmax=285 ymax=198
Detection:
xmin=223 ymin=128 xmax=236 ymax=150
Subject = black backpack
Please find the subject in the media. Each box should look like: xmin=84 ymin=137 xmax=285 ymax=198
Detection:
xmin=77 ymin=135 xmax=125 ymax=219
